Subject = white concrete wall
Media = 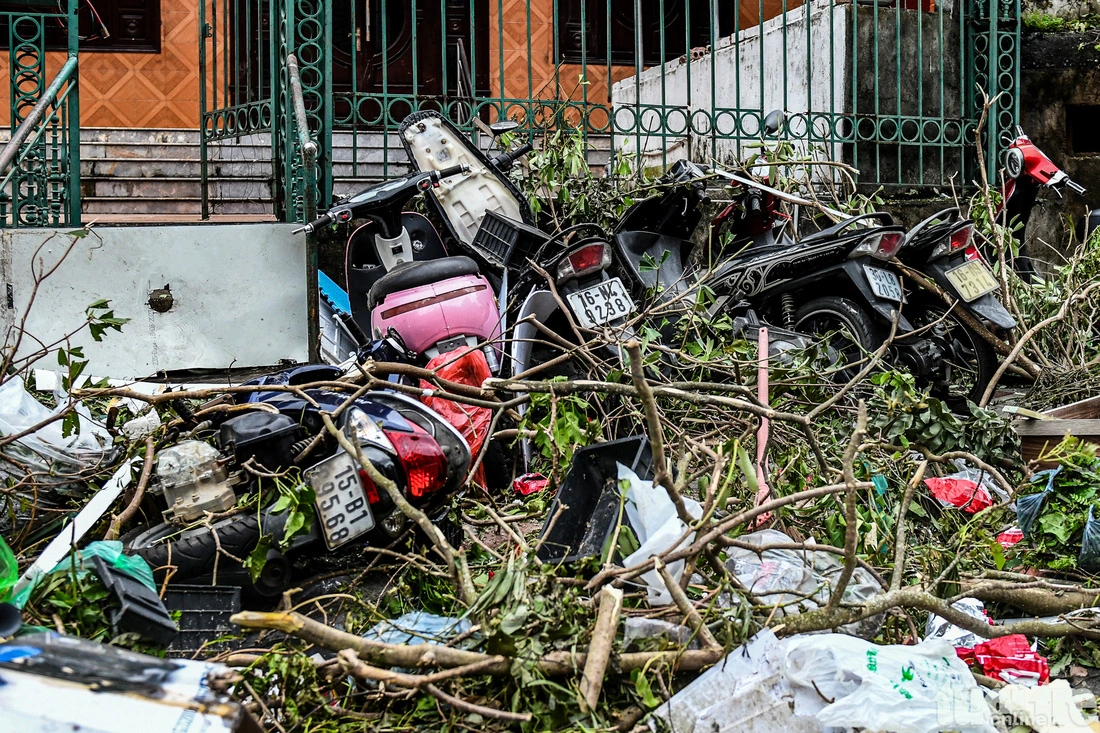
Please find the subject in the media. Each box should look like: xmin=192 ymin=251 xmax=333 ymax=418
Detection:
xmin=611 ymin=1 xmax=851 ymax=168
xmin=0 ymin=224 xmax=309 ymax=376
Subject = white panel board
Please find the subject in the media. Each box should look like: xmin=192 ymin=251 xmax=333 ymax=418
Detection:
xmin=0 ymin=224 xmax=308 ymax=376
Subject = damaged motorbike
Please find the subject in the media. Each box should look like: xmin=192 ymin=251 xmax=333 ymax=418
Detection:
xmin=122 ymin=381 xmax=470 ymax=598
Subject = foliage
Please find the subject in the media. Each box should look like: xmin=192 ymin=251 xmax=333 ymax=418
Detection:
xmin=519 ymin=377 xmax=602 ymax=477
xmin=1022 ymin=11 xmax=1067 ymax=31
xmin=244 ymin=471 xmax=314 ymax=582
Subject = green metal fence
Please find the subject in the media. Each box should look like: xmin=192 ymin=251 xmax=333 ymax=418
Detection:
xmin=0 ymin=1 xmax=80 ymax=228
xmin=198 ymin=0 xmax=1020 ymax=222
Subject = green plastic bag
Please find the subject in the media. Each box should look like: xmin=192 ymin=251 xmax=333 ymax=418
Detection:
xmin=0 ymin=535 xmax=16 ymax=603
xmin=10 ymin=540 xmax=156 ymax=609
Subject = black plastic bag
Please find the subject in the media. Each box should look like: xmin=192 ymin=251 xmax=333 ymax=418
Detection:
xmin=1017 ymin=466 xmax=1062 ymax=539
xmin=1080 ymin=506 xmax=1100 ymax=572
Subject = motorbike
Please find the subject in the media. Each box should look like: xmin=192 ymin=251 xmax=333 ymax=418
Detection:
xmin=1000 ymin=127 xmax=1087 ymax=280
xmin=122 ymin=375 xmax=470 ymax=598
xmin=894 ymin=207 xmax=1015 ymax=402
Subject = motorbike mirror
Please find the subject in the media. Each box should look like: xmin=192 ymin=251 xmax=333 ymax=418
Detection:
xmin=489 ymin=120 xmax=520 ymax=137
xmin=763 ymin=109 xmax=785 ymax=137
xmin=1005 ymin=147 xmax=1024 ymax=179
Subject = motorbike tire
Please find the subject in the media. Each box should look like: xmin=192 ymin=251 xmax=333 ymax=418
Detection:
xmin=123 ymin=515 xmax=263 ymax=585
xmin=915 ymin=305 xmax=998 ymax=406
xmin=794 ymin=296 xmax=880 ymax=371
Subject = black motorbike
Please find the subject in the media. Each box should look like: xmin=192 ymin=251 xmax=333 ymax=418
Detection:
xmin=122 ymin=368 xmax=470 ymax=598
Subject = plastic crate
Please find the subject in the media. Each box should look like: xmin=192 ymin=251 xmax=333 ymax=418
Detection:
xmin=470 ymin=210 xmax=550 ymax=271
xmin=536 ymin=436 xmax=653 ymax=564
xmin=163 ymin=585 xmax=242 ymax=658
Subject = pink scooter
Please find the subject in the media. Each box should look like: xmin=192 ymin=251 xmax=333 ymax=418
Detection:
xmin=295 ymin=164 xmax=505 ymax=372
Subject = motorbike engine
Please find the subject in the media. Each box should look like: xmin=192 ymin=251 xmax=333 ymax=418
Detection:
xmin=154 ymin=440 xmax=240 ymax=523
xmin=894 ymin=338 xmax=945 ymax=381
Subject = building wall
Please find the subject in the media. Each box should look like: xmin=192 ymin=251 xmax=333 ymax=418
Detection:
xmin=0 ymin=0 xmax=200 ymax=128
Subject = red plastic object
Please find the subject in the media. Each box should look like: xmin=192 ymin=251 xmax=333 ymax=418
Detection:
xmin=967 ymin=634 xmax=1050 ymax=685
xmin=997 ymin=528 xmax=1024 ymax=548
xmin=925 ymin=477 xmax=993 ymax=514
xmin=419 ymin=348 xmax=493 ymax=485
xmin=513 ymin=473 xmax=549 ymax=496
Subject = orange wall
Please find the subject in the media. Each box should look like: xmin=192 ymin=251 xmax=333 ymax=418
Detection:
xmin=1 ymin=0 xmax=199 ymax=128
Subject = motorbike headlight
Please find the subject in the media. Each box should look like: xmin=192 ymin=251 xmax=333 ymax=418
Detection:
xmin=344 ymin=407 xmax=394 ymax=452
xmin=1005 ymin=148 xmax=1024 ymax=179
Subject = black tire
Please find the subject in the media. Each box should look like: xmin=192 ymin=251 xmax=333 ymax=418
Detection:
xmin=124 ymin=515 xmax=262 ymax=584
xmin=794 ymin=296 xmax=881 ymax=374
xmin=912 ymin=304 xmax=998 ymax=406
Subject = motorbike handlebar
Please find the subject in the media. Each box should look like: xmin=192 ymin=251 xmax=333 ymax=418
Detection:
xmin=490 ymin=142 xmax=534 ymax=171
xmin=433 ymin=164 xmax=470 ymax=182
xmin=292 ymin=211 xmax=334 ymax=235
xmin=1066 ymin=178 xmax=1087 ymax=195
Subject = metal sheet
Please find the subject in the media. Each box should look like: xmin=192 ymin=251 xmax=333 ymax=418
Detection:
xmin=1 ymin=224 xmax=308 ymax=376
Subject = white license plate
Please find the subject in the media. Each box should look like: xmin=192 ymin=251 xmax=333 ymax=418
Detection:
xmin=945 ymin=259 xmax=999 ymax=302
xmin=565 ymin=277 xmax=636 ymax=329
xmin=305 ymin=451 xmax=374 ymax=549
xmin=863 ymin=265 xmax=903 ymax=302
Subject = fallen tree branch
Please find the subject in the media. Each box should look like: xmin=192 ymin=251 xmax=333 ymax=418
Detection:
xmin=827 ymin=403 xmax=868 ymax=612
xmin=579 ymin=586 xmax=623 ymax=712
xmin=104 ymin=435 xmax=155 ymax=541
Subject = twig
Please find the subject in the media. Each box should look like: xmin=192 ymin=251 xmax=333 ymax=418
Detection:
xmin=825 ymin=402 xmax=867 ymax=612
xmin=891 ymin=460 xmax=926 ymax=593
xmin=105 ymin=435 xmax=155 ymax=541
xmin=655 ymin=558 xmax=720 ymax=651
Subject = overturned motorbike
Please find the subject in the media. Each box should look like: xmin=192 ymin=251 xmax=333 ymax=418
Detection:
xmin=123 ymin=378 xmax=470 ymax=598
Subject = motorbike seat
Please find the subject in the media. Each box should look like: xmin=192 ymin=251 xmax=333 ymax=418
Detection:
xmin=367 ymin=256 xmax=481 ymax=309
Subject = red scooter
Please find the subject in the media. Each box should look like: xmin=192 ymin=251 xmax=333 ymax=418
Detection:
xmin=1000 ymin=128 xmax=1086 ymax=280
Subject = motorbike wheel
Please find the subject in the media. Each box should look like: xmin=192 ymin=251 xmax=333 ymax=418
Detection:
xmin=913 ymin=306 xmax=998 ymax=406
xmin=122 ymin=515 xmax=290 ymax=597
xmin=794 ymin=296 xmax=880 ymax=375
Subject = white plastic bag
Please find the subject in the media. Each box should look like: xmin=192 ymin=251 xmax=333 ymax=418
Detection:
xmin=784 ymin=634 xmax=997 ymax=733
xmin=925 ymin=597 xmax=992 ymax=650
xmin=725 ymin=529 xmax=884 ymax=637
xmin=619 ymin=462 xmax=701 ymax=605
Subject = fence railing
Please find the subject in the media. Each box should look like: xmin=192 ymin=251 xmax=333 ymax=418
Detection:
xmin=199 ymin=0 xmax=1020 ymax=222
xmin=0 ymin=2 xmax=80 ymax=228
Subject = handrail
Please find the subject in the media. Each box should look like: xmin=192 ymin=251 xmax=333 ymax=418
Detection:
xmin=0 ymin=56 xmax=78 ymax=181
xmin=286 ymin=53 xmax=318 ymax=223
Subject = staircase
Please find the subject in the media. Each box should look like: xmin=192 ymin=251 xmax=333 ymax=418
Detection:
xmin=78 ymin=128 xmax=613 ymax=220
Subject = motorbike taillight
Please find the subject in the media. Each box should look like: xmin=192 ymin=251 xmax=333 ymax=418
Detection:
xmin=850 ymin=231 xmax=904 ymax=260
xmin=383 ymin=423 xmax=448 ymax=499
xmin=357 ymin=469 xmax=382 ymax=504
xmin=930 ymin=224 xmax=974 ymax=260
xmin=557 ymin=242 xmax=611 ymax=282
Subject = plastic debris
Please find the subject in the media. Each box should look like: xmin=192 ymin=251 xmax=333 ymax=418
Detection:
xmin=512 ymin=472 xmax=549 ymax=496
xmin=623 ymin=617 xmax=700 ymax=651
xmin=0 ymin=535 xmax=16 ymax=602
xmin=1018 ymin=466 xmax=1062 ymax=538
xmin=784 ymin=634 xmax=997 ymax=733
xmin=724 ymin=528 xmax=883 ymax=637
xmin=362 ymin=611 xmax=473 ymax=646
xmin=925 ymin=474 xmax=993 ymax=514
xmin=963 ymin=633 xmax=1050 ymax=686
xmin=89 ymin=554 xmax=177 ymax=646
xmin=925 ymin=597 xmax=993 ymax=650
xmin=997 ymin=527 xmax=1024 ymax=548
xmin=996 ymin=679 xmax=1095 ymax=733
xmin=418 ymin=348 xmax=492 ymax=485
xmin=120 ymin=409 xmax=161 ymax=439
xmin=649 ymin=628 xmax=818 ymax=733
xmin=620 ymin=462 xmax=702 ymax=605
xmin=1080 ymin=506 xmax=1100 ymax=572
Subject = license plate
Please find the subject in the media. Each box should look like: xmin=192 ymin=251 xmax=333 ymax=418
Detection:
xmin=565 ymin=277 xmax=636 ymax=329
xmin=305 ymin=451 xmax=374 ymax=549
xmin=863 ymin=265 xmax=903 ymax=302
xmin=945 ymin=259 xmax=999 ymax=302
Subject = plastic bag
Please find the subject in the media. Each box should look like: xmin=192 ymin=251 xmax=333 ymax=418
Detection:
xmin=623 ymin=617 xmax=699 ymax=651
xmin=925 ymin=597 xmax=993 ymax=650
xmin=512 ymin=473 xmax=548 ymax=496
xmin=724 ymin=529 xmax=884 ymax=638
xmin=1080 ymin=506 xmax=1100 ymax=572
xmin=0 ymin=535 xmax=16 ymax=603
xmin=997 ymin=527 xmax=1024 ymax=548
xmin=9 ymin=540 xmax=155 ymax=609
xmin=925 ymin=475 xmax=993 ymax=514
xmin=619 ymin=463 xmax=702 ymax=605
xmin=1017 ymin=467 xmax=1062 ymax=539
xmin=419 ymin=349 xmax=492 ymax=485
xmin=362 ymin=611 xmax=473 ymax=646
xmin=784 ymin=634 xmax=997 ymax=733
xmin=967 ymin=634 xmax=1049 ymax=686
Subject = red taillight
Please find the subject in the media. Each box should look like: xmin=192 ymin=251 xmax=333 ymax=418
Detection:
xmin=357 ymin=469 xmax=381 ymax=504
xmin=383 ymin=422 xmax=448 ymax=498
xmin=949 ymin=224 xmax=973 ymax=251
xmin=557 ymin=242 xmax=611 ymax=282
xmin=876 ymin=232 xmax=904 ymax=259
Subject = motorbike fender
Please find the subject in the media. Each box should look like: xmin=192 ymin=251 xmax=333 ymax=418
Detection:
xmin=923 ymin=259 xmax=1017 ymax=330
xmin=839 ymin=260 xmax=914 ymax=331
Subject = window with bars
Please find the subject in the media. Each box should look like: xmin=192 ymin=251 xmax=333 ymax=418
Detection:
xmin=0 ymin=0 xmax=160 ymax=52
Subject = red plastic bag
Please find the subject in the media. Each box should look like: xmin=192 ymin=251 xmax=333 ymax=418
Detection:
xmin=966 ymin=634 xmax=1050 ymax=685
xmin=420 ymin=349 xmax=492 ymax=485
xmin=997 ymin=527 xmax=1024 ymax=548
xmin=925 ymin=476 xmax=993 ymax=514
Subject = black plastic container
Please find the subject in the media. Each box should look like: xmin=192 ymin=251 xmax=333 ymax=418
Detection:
xmin=217 ymin=412 xmax=299 ymax=471
xmin=536 ymin=436 xmax=653 ymax=564
xmin=163 ymin=584 xmax=242 ymax=658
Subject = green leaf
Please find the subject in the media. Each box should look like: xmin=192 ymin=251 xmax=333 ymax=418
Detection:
xmin=632 ymin=669 xmax=662 ymax=709
xmin=243 ymin=534 xmax=273 ymax=582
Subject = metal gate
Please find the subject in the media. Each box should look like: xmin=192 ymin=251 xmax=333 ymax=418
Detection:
xmin=198 ymin=0 xmax=1020 ymax=222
